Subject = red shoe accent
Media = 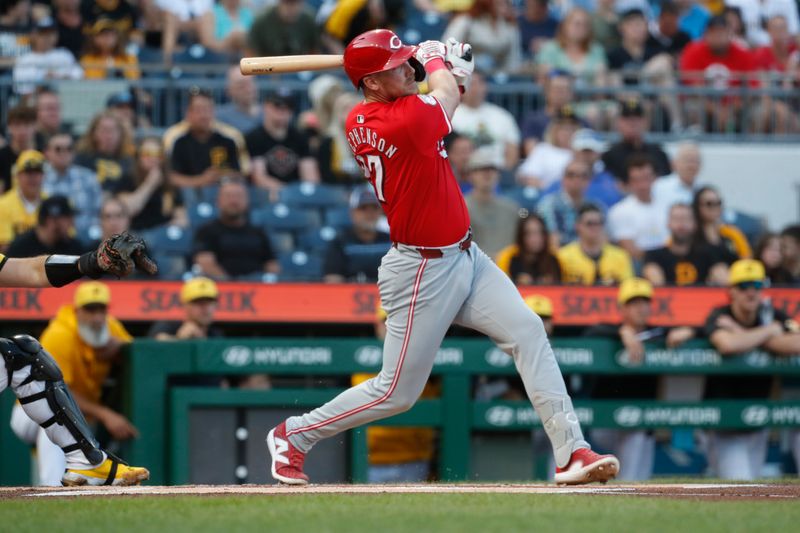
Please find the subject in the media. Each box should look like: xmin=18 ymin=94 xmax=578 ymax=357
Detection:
xmin=267 ymin=422 xmax=309 ymax=485
xmin=554 ymin=448 xmax=619 ymax=485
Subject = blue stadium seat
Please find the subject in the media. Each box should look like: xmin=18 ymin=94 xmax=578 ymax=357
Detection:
xmin=141 ymin=224 xmax=194 ymax=257
xmin=278 ymin=182 xmax=347 ymax=211
xmin=298 ymin=226 xmax=339 ymax=253
xmin=278 ymin=251 xmax=323 ymax=281
xmin=150 ymin=253 xmax=188 ymax=281
xmin=254 ymin=203 xmax=321 ymax=233
xmin=323 ymin=206 xmax=352 ymax=230
xmin=501 ymin=186 xmax=541 ymax=215
xmin=266 ymin=230 xmax=295 ymax=255
xmin=188 ymin=202 xmax=218 ymax=228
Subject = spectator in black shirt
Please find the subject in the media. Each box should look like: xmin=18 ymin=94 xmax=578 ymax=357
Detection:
xmin=54 ymin=0 xmax=85 ymax=59
xmin=607 ymin=9 xmax=671 ymax=86
xmin=585 ymin=278 xmax=695 ymax=480
xmin=646 ymin=1 xmax=691 ymax=58
xmin=703 ymin=259 xmax=800 ymax=480
xmin=323 ymin=186 xmax=391 ymax=283
xmin=601 ymin=99 xmax=671 ymax=181
xmin=149 ymin=277 xmax=224 ymax=340
xmin=778 ymin=225 xmax=800 ymax=285
xmin=118 ymin=137 xmax=187 ymax=231
xmin=643 ymin=203 xmax=728 ymax=286
xmin=192 ymin=178 xmax=279 ymax=279
xmin=165 ymin=88 xmax=249 ymax=191
xmin=74 ymin=110 xmax=135 ymax=194
xmin=6 ymin=195 xmax=85 ymax=257
xmin=246 ymin=88 xmax=320 ymax=201
xmin=0 ymin=105 xmax=37 ymax=193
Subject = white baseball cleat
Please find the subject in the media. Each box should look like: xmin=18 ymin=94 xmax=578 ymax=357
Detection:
xmin=554 ymin=448 xmax=619 ymax=485
xmin=267 ymin=421 xmax=309 ymax=486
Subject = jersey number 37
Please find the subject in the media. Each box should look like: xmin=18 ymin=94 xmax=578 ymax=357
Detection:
xmin=355 ymin=154 xmax=385 ymax=202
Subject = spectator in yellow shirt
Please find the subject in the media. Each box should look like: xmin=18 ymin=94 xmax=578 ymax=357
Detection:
xmin=0 ymin=150 xmax=47 ymax=251
xmin=352 ymin=307 xmax=438 ymax=483
xmin=80 ymin=18 xmax=140 ymax=80
xmin=33 ymin=281 xmax=136 ymax=485
xmin=557 ymin=203 xmax=634 ymax=285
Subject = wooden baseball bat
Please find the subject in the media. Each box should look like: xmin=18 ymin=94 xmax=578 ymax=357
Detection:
xmin=240 ymin=55 xmax=344 ymax=75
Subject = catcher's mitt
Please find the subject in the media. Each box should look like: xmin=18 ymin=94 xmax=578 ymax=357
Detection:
xmin=79 ymin=232 xmax=158 ymax=278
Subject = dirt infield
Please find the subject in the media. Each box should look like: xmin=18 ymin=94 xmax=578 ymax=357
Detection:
xmin=1 ymin=483 xmax=798 ymax=500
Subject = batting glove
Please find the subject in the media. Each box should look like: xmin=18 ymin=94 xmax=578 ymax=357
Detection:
xmin=445 ymin=38 xmax=474 ymax=90
xmin=414 ymin=40 xmax=446 ymax=67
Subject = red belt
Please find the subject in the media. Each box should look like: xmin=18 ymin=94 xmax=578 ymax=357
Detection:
xmin=394 ymin=234 xmax=472 ymax=259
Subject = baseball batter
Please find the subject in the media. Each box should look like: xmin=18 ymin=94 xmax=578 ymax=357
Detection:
xmin=0 ymin=233 xmax=154 ymax=486
xmin=267 ymin=30 xmax=619 ymax=485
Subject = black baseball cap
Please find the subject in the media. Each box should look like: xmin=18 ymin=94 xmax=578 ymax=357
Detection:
xmin=38 ymin=196 xmax=75 ymax=224
xmin=619 ymin=98 xmax=645 ymax=117
xmin=34 ymin=17 xmax=57 ymax=32
xmin=706 ymin=15 xmax=728 ymax=31
xmin=554 ymin=104 xmax=580 ymax=122
xmin=265 ymin=87 xmax=296 ymax=109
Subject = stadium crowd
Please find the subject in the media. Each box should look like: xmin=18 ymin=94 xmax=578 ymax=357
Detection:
xmin=1 ymin=0 xmax=800 ymax=484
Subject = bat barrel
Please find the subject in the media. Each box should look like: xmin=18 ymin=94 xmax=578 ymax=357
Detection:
xmin=240 ymin=55 xmax=344 ymax=75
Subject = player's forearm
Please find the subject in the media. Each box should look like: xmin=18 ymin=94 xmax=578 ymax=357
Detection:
xmin=427 ymin=68 xmax=460 ymax=118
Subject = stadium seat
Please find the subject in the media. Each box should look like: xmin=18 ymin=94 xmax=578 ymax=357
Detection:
xmin=150 ymin=253 xmax=188 ymax=281
xmin=278 ymin=182 xmax=347 ymax=211
xmin=724 ymin=209 xmax=766 ymax=248
xmin=278 ymin=251 xmax=323 ymax=281
xmin=323 ymin=206 xmax=353 ymax=230
xmin=298 ymin=226 xmax=339 ymax=253
xmin=188 ymin=202 xmax=218 ymax=228
xmin=501 ymin=186 xmax=541 ymax=215
xmin=141 ymin=224 xmax=194 ymax=257
xmin=254 ymin=203 xmax=321 ymax=233
xmin=266 ymin=230 xmax=295 ymax=255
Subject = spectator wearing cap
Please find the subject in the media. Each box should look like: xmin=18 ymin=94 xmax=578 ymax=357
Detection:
xmin=464 ymin=146 xmax=521 ymax=258
xmin=585 ymin=277 xmax=695 ymax=481
xmin=557 ymin=203 xmax=633 ymax=285
xmin=12 ymin=16 xmax=83 ymax=95
xmin=6 ymin=195 xmax=85 ymax=257
xmin=567 ymin=128 xmax=623 ymax=209
xmin=0 ymin=105 xmax=37 ymax=192
xmin=34 ymin=88 xmax=74 ymax=152
xmin=442 ymin=0 xmax=523 ymax=73
xmin=198 ymin=0 xmax=253 ymax=55
xmin=192 ymin=177 xmax=279 ymax=280
xmin=517 ymin=105 xmax=581 ymax=190
xmin=53 ymin=0 xmax=85 ymax=60
xmin=0 ymin=150 xmax=47 ymax=251
xmin=34 ymin=280 xmax=135 ymax=485
xmin=601 ymin=98 xmax=671 ymax=181
xmin=536 ymin=158 xmax=592 ymax=248
xmin=518 ymin=0 xmax=559 ymax=59
xmin=703 ymin=259 xmax=800 ymax=480
xmin=246 ymin=88 xmax=320 ymax=200
xmin=495 ymin=213 xmax=562 ymax=284
xmin=164 ymin=88 xmax=250 ymax=191
xmin=647 ymin=1 xmax=691 ymax=58
xmin=149 ymin=277 xmax=225 ymax=340
xmin=323 ymin=187 xmax=391 ymax=283
xmin=80 ymin=17 xmax=139 ymax=80
xmin=452 ymin=71 xmax=521 ymax=172
xmin=247 ymin=0 xmax=320 ymax=57
xmin=519 ymin=71 xmax=588 ymax=156
xmin=43 ymin=132 xmax=101 ymax=237
xmin=216 ymin=65 xmax=263 ymax=135
xmin=643 ymin=203 xmax=728 ymax=286
xmin=608 ymin=155 xmax=669 ymax=262
xmin=652 ymin=142 xmax=703 ymax=211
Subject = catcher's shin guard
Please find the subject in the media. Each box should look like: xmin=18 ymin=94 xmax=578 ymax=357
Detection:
xmin=0 ymin=335 xmax=105 ymax=465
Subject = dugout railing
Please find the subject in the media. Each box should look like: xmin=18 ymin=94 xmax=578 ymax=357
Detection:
xmin=2 ymin=337 xmax=799 ymax=485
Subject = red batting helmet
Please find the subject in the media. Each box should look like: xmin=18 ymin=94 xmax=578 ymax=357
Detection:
xmin=343 ymin=29 xmax=425 ymax=89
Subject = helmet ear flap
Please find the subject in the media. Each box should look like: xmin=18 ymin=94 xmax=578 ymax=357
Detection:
xmin=409 ymin=57 xmax=426 ymax=82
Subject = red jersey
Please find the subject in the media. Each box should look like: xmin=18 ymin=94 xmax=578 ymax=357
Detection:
xmin=678 ymin=40 xmax=759 ymax=88
xmin=344 ymin=94 xmax=470 ymax=247
xmin=753 ymin=44 xmax=798 ymax=72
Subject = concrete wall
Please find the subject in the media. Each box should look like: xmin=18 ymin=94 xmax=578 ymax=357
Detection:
xmin=664 ymin=142 xmax=800 ymax=232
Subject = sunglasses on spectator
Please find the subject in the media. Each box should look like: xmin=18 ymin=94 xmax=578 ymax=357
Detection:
xmin=51 ymin=144 xmax=73 ymax=153
xmin=734 ymin=281 xmax=764 ymax=291
xmin=581 ymin=219 xmax=604 ymax=227
xmin=701 ymin=199 xmax=722 ymax=208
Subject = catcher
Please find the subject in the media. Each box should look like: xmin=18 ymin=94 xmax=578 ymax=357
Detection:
xmin=0 ymin=232 xmax=156 ymax=486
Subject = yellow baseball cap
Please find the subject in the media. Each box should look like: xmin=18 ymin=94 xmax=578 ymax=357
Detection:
xmin=618 ymin=278 xmax=653 ymax=304
xmin=181 ymin=277 xmax=219 ymax=303
xmin=14 ymin=150 xmax=45 ymax=174
xmin=524 ymin=295 xmax=553 ymax=318
xmin=729 ymin=259 xmax=766 ymax=286
xmin=74 ymin=281 xmax=111 ymax=308
xmin=376 ymin=307 xmax=388 ymax=321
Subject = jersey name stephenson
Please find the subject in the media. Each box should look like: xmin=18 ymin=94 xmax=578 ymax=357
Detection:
xmin=345 ymin=94 xmax=470 ymax=247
